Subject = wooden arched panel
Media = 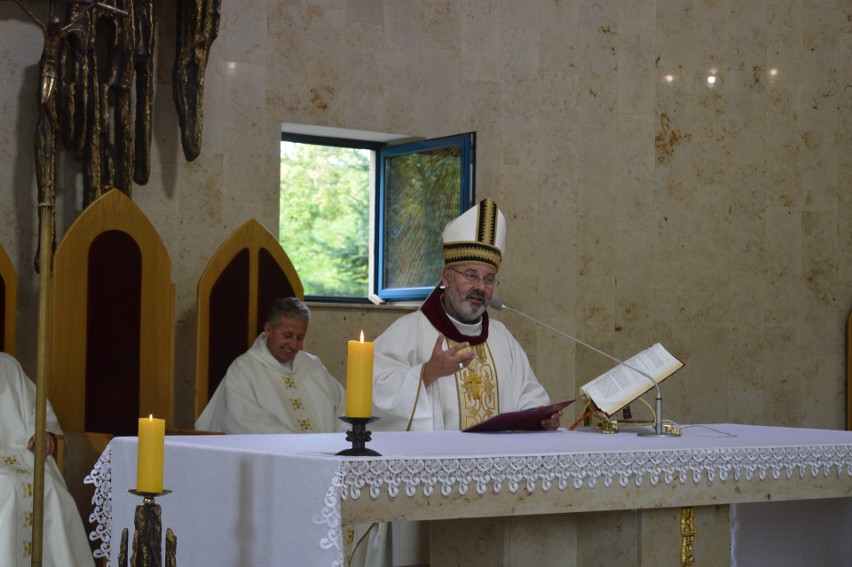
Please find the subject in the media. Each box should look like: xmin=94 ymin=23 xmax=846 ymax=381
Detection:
xmin=50 ymin=189 xmax=174 ymax=434
xmin=195 ymin=219 xmax=302 ymax=419
xmin=0 ymin=244 xmax=16 ymax=356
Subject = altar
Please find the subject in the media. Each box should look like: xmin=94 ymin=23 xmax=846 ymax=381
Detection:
xmin=87 ymin=424 xmax=852 ymax=566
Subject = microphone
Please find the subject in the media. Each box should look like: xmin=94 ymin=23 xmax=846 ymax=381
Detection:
xmin=488 ymin=297 xmax=676 ymax=437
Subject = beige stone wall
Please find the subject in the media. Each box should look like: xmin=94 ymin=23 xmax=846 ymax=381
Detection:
xmin=1 ymin=1 xmax=850 ymax=433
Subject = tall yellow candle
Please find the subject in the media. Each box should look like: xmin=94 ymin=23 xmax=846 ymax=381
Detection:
xmin=137 ymin=415 xmax=165 ymax=493
xmin=345 ymin=330 xmax=374 ymax=418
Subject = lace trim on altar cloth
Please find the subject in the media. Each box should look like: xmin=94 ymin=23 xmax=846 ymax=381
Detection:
xmin=313 ymin=474 xmax=345 ymax=567
xmin=334 ymin=444 xmax=852 ymax=500
xmin=86 ymin=442 xmax=852 ymax=564
xmin=84 ymin=443 xmax=113 ymax=560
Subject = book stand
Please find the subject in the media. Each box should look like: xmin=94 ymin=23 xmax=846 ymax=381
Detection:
xmin=590 ymin=411 xmax=682 ymax=436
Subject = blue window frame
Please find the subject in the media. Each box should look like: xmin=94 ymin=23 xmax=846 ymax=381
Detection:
xmin=280 ymin=129 xmax=474 ymax=303
xmin=376 ymin=133 xmax=475 ymax=301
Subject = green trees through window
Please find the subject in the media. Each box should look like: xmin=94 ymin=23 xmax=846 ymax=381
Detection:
xmin=279 ymin=142 xmax=370 ymax=297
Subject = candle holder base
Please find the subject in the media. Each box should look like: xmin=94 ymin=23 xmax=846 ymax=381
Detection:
xmin=337 ymin=416 xmax=381 ymax=456
xmin=119 ymin=490 xmax=176 ymax=567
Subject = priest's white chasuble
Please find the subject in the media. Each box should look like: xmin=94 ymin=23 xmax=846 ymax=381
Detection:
xmin=0 ymin=353 xmax=94 ymax=567
xmin=195 ymin=334 xmax=346 ymax=434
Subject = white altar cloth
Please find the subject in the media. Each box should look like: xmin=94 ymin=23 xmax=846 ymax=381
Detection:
xmin=87 ymin=424 xmax=852 ymax=566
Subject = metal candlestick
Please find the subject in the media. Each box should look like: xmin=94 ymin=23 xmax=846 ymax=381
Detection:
xmin=119 ymin=489 xmax=176 ymax=567
xmin=337 ymin=416 xmax=381 ymax=456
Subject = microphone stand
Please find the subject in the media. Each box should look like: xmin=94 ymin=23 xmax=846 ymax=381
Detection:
xmin=489 ymin=299 xmax=678 ymax=437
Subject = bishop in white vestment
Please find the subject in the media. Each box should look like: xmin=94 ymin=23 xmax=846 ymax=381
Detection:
xmin=363 ymin=198 xmax=561 ymax=567
xmin=372 ymin=197 xmax=557 ymax=432
xmin=0 ymin=352 xmax=95 ymax=567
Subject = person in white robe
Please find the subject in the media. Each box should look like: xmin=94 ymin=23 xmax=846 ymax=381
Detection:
xmin=194 ymin=298 xmax=366 ymax=562
xmin=372 ymin=197 xmax=561 ymax=432
xmin=362 ymin=198 xmax=562 ymax=566
xmin=0 ymin=352 xmax=95 ymax=567
xmin=201 ymin=301 xmax=380 ymax=567
xmin=195 ymin=297 xmax=345 ymax=434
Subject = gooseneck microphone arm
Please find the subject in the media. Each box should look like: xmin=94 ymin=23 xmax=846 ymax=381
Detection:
xmin=488 ymin=298 xmax=670 ymax=436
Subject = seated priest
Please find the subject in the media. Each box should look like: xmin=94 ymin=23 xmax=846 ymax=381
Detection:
xmin=0 ymin=352 xmax=95 ymax=567
xmin=372 ymin=196 xmax=563 ymax=432
xmin=195 ymin=297 xmax=345 ymax=434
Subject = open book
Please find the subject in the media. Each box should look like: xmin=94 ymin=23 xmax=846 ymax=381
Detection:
xmin=578 ymin=343 xmax=683 ymax=417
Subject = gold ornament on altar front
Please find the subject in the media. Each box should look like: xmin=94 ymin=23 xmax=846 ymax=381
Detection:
xmin=680 ymin=506 xmax=696 ymax=566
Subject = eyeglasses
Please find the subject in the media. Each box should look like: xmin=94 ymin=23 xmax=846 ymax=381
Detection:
xmin=447 ymin=266 xmax=500 ymax=287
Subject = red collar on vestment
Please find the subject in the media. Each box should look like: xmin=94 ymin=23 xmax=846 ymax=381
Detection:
xmin=419 ymin=284 xmax=489 ymax=346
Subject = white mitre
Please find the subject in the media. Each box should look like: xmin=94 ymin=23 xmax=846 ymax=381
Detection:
xmin=441 ymin=197 xmax=506 ymax=271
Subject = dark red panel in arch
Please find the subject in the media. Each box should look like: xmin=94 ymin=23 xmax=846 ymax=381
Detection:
xmin=208 ymin=248 xmax=250 ymax=400
xmin=85 ymin=230 xmax=141 ymax=436
xmin=257 ymin=248 xmax=296 ymax=334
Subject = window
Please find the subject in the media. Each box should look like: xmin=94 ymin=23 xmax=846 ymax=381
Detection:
xmin=280 ymin=126 xmax=474 ymax=303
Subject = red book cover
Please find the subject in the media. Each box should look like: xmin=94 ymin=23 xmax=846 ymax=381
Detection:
xmin=462 ymin=400 xmax=575 ymax=432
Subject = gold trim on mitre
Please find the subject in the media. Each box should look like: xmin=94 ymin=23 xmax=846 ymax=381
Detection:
xmin=443 ymin=197 xmax=505 ymax=271
xmin=444 ymin=242 xmax=503 ymax=271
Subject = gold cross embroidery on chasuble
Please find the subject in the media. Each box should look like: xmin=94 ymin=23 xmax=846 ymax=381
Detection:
xmin=281 ymin=374 xmax=313 ymax=432
xmin=448 ymin=339 xmax=499 ymax=430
